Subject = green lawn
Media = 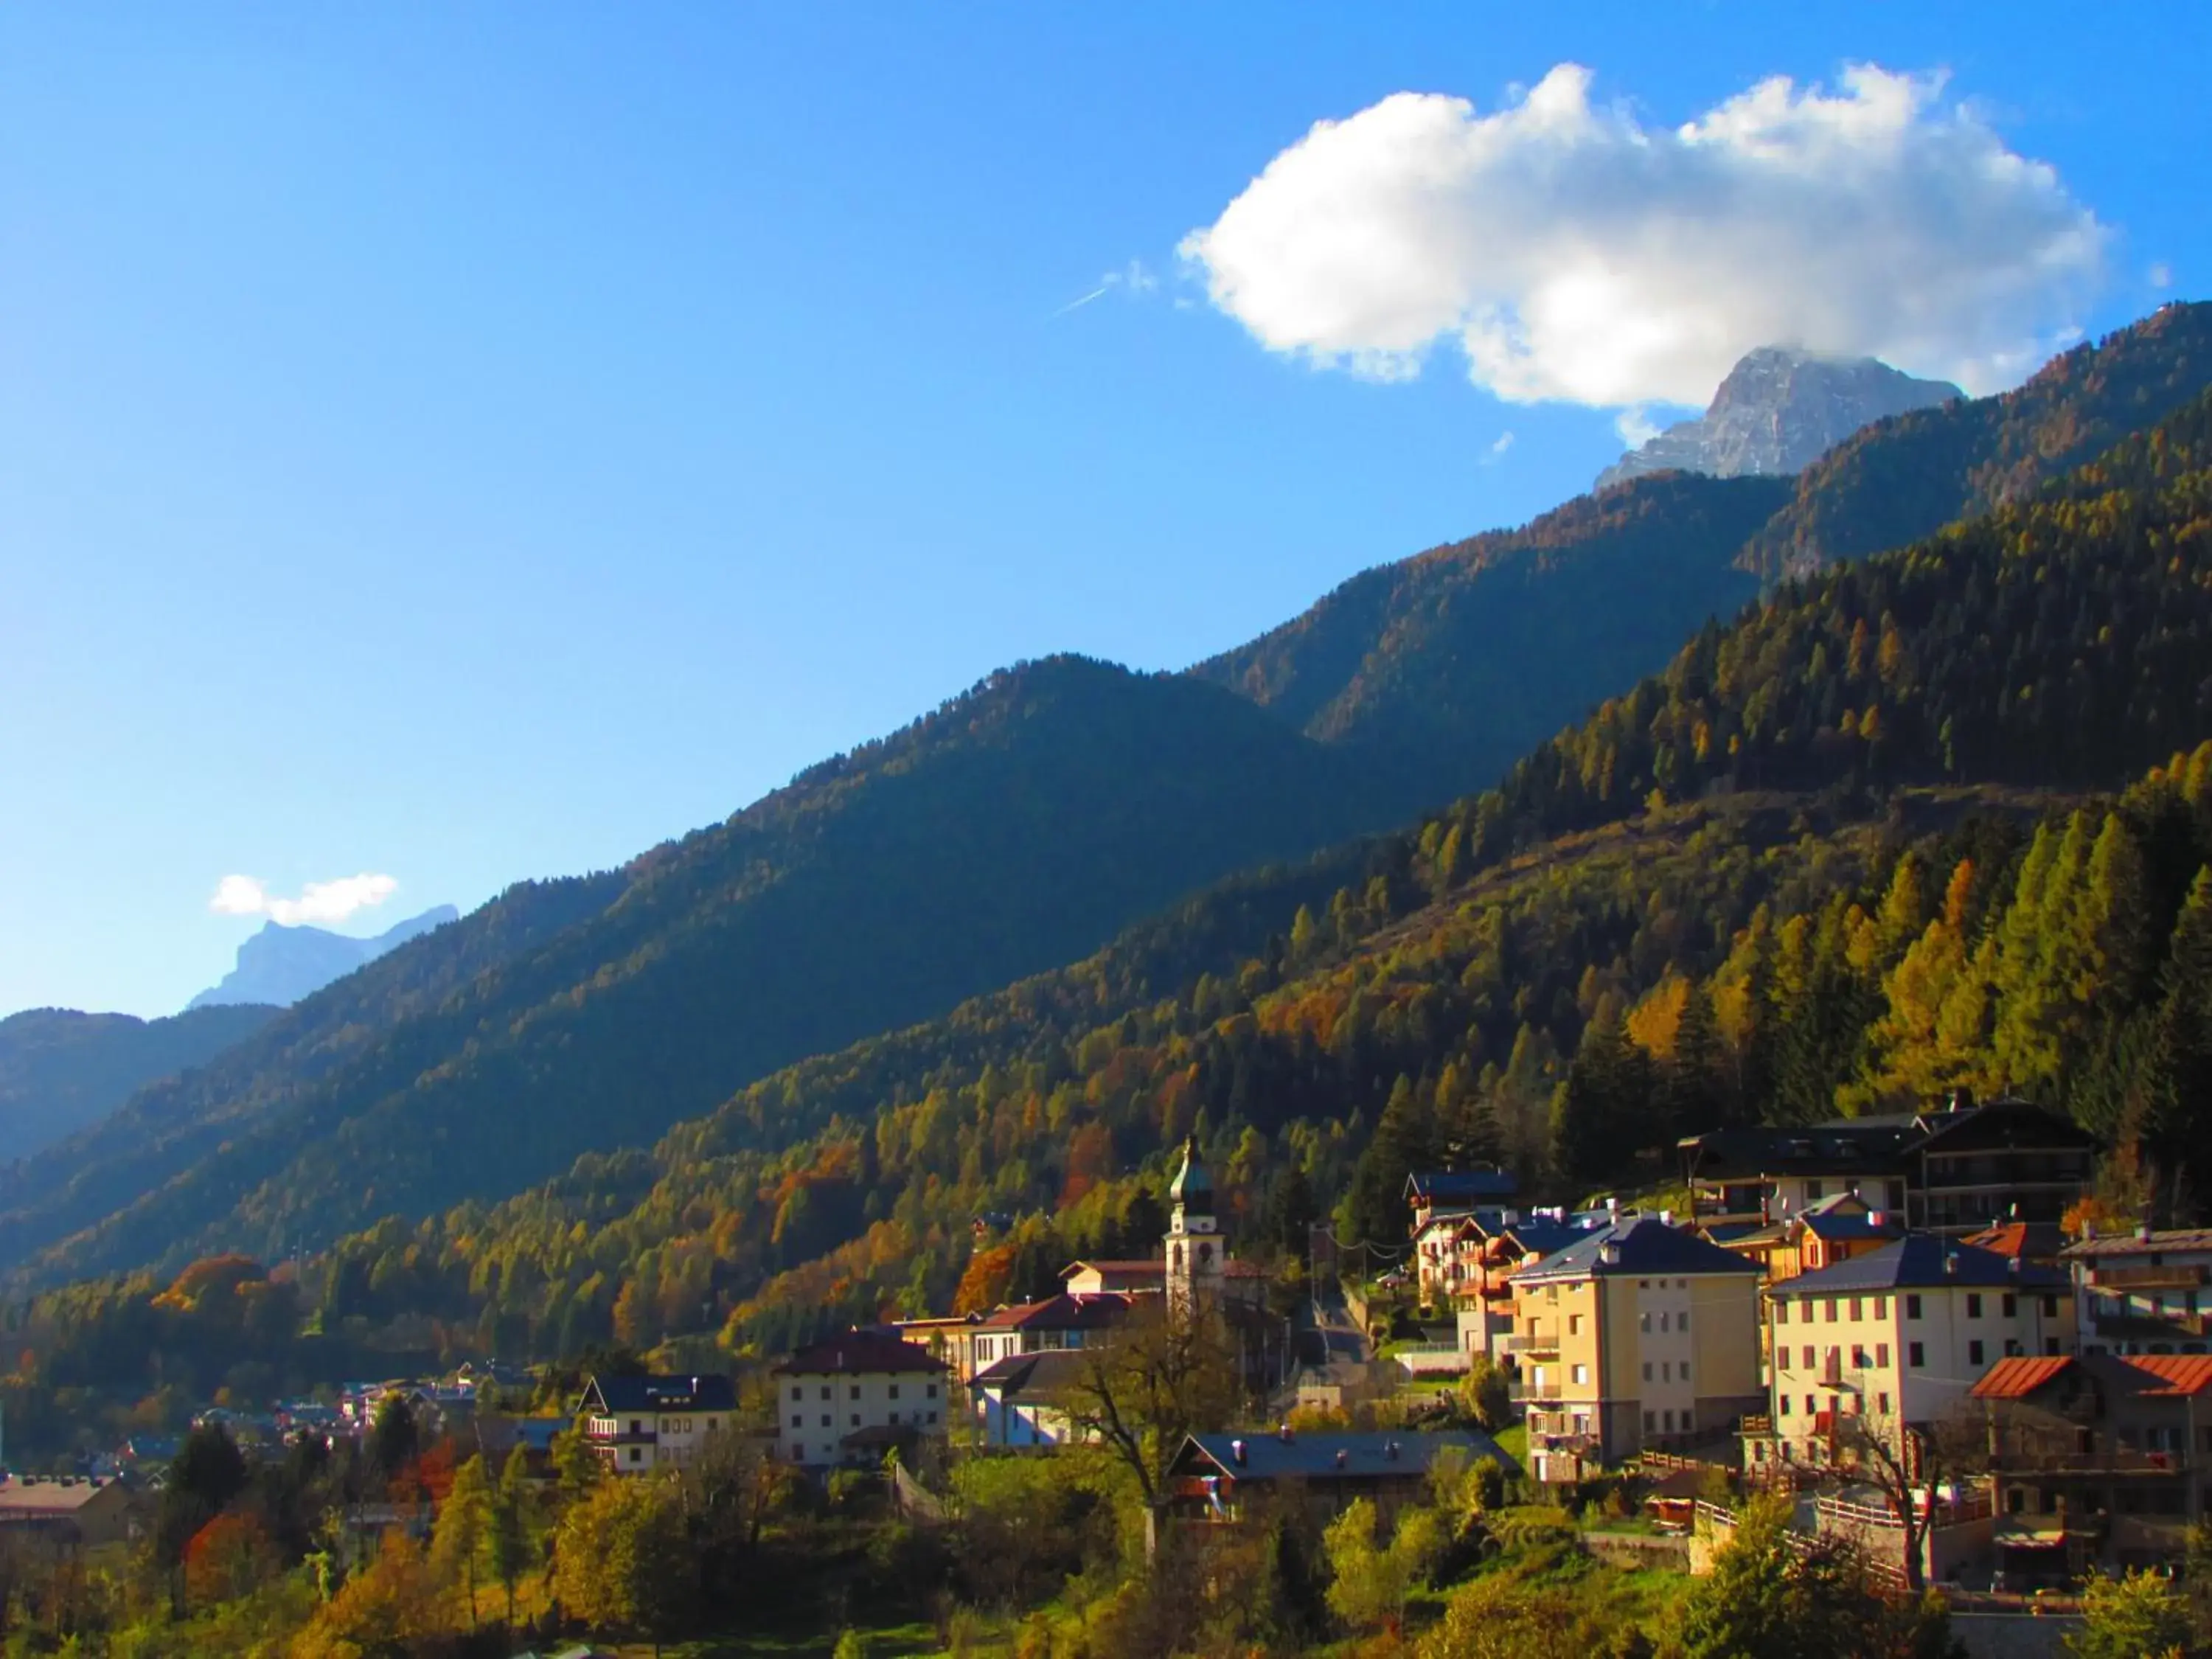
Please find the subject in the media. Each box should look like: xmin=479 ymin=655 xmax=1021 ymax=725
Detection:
xmin=1493 ymin=1421 xmax=1528 ymax=1466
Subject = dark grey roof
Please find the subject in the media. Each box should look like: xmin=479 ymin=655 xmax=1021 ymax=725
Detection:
xmin=1515 ymin=1216 xmax=1762 ymax=1283
xmin=1178 ymin=1428 xmax=1515 ymax=1484
xmin=967 ymin=1349 xmax=1093 ymax=1395
xmin=772 ymin=1331 xmax=946 ymax=1377
xmin=1773 ymin=1234 xmax=2065 ymax=1294
xmin=578 ymin=1373 xmax=737 ymax=1413
xmin=1405 ymin=1169 xmax=1517 ymax=1203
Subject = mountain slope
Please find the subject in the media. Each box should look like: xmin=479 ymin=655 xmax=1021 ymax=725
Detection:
xmin=1197 ymin=303 xmax=2212 ymax=776
xmin=0 ymin=659 xmax=1422 ymax=1279
xmin=1189 ymin=471 xmax=1791 ymax=797
xmin=0 ymin=1005 xmax=279 ymax=1163
xmin=1595 ymin=347 xmax=1960 ymax=491
xmin=226 ymin=382 xmax=2212 ymax=1360
xmin=1740 ymin=301 xmax=2212 ymax=576
xmin=187 ymin=907 xmax=461 ymax=1010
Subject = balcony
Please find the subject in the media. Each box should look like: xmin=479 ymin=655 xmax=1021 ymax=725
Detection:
xmin=1506 ymin=1325 xmax=1560 ymax=1355
xmin=2088 ymin=1264 xmax=2208 ymax=1290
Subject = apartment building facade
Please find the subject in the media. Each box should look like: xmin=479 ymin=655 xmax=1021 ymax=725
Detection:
xmin=773 ymin=1331 xmax=949 ymax=1470
xmin=577 ymin=1373 xmax=738 ymax=1474
xmin=1509 ymin=1216 xmax=1764 ymax=1483
xmin=2064 ymin=1227 xmax=2212 ymax=1357
xmin=1756 ymin=1236 xmax=2073 ymax=1472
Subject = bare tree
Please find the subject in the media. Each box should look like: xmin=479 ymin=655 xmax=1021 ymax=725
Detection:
xmin=1062 ymin=1298 xmax=1242 ymax=1561
xmin=1827 ymin=1406 xmax=1987 ymax=1593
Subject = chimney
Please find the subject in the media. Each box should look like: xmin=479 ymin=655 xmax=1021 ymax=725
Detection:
xmin=1279 ymin=1422 xmax=1293 ymax=1443
xmin=1944 ymin=1251 xmax=1958 ymax=1276
xmin=1385 ymin=1440 xmax=1399 ymax=1461
xmin=1867 ymin=1211 xmax=1883 ymax=1230
xmin=1607 ymin=1197 xmax=1619 ymax=1214
xmin=1231 ymin=1439 xmax=1247 ymax=1467
xmin=1660 ymin=1209 xmax=1674 ymax=1228
xmin=1335 ymin=1450 xmax=1348 ymax=1470
xmin=1600 ymin=1243 xmax=1622 ymax=1267
xmin=2138 ymin=1222 xmax=2155 ymax=1245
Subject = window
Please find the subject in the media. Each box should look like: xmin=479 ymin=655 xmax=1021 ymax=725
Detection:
xmin=1644 ymin=1410 xmax=1655 ymax=1430
xmin=1874 ymin=1296 xmax=1888 ymax=1318
xmin=1569 ymin=1314 xmax=1585 ymax=1336
xmin=2003 ymin=1294 xmax=2017 ymax=1318
xmin=1825 ymin=1298 xmax=1838 ymax=1324
xmin=1876 ymin=1343 xmax=1890 ymax=1367
xmin=926 ymin=1382 xmax=939 ymax=1399
xmin=1966 ymin=1294 xmax=1983 ymax=1318
xmin=1849 ymin=1297 xmax=1863 ymax=1321
xmin=1909 ymin=1342 xmax=1925 ymax=1367
xmin=630 ymin=1447 xmax=641 ymax=1464
xmin=630 ymin=1418 xmax=644 ymax=1434
xmin=1804 ymin=1395 xmax=1816 ymax=1415
xmin=889 ymin=1385 xmax=900 ymax=1399
xmin=1662 ymin=1409 xmax=1674 ymax=1431
xmin=820 ymin=1415 xmax=831 ymax=1428
xmin=2043 ymin=1295 xmax=2061 ymax=1318
xmin=887 ymin=1411 xmax=900 ymax=1425
xmin=1643 ymin=1362 xmax=1653 ymax=1382
xmin=790 ymin=1386 xmax=802 ymax=1402
xmin=1851 ymin=1345 xmax=1867 ymax=1369
xmin=1968 ymin=1340 xmax=1985 ymax=1366
xmin=1682 ymin=1310 xmax=1691 ymax=1332
xmin=1799 ymin=1295 xmax=1814 ymax=1321
xmin=1682 ymin=1363 xmax=1691 ymax=1385
xmin=1779 ymin=1396 xmax=1792 ymax=1416
xmin=1802 ymin=1345 xmax=1815 ymax=1370
xmin=1775 ymin=1303 xmax=1787 ymax=1326
xmin=790 ymin=1414 xmax=802 ymax=1429
xmin=850 ymin=1415 xmax=860 ymax=1427
xmin=1572 ymin=1363 xmax=1590 ymax=1385
xmin=1906 ymin=1295 xmax=1923 ymax=1319
xmin=1807 ymin=1180 xmax=1824 ymax=1200
xmin=1877 ymin=1393 xmax=1891 ymax=1414
xmin=851 ymin=1385 xmax=861 ymax=1400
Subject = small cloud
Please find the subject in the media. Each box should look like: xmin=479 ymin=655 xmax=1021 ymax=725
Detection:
xmin=211 ymin=872 xmax=398 ymax=928
xmin=1615 ymin=406 xmax=1664 ymax=448
xmin=2150 ymin=262 xmax=2174 ymax=290
xmin=1051 ymin=285 xmax=1111 ymax=318
xmin=1122 ymin=258 xmax=1158 ymax=294
xmin=1481 ymin=431 xmax=1515 ymax=465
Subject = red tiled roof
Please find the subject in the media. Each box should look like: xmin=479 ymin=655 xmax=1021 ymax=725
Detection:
xmin=1060 ymin=1258 xmax=1265 ymax=1280
xmin=2129 ymin=1355 xmax=2212 ymax=1397
xmin=974 ymin=1293 xmax=1130 ymax=1332
xmin=1969 ymin=1357 xmax=2074 ymax=1399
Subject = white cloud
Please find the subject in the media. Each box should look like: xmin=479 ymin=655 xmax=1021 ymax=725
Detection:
xmin=2151 ymin=262 xmax=2174 ymax=290
xmin=1615 ymin=407 xmax=1668 ymax=448
xmin=210 ymin=872 xmax=398 ymax=928
xmin=1482 ymin=431 xmax=1515 ymax=465
xmin=1180 ymin=63 xmax=2106 ymax=407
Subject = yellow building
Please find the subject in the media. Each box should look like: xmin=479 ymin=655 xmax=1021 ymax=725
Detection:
xmin=1509 ymin=1215 xmax=1765 ymax=1482
xmin=1757 ymin=1234 xmax=2075 ymax=1475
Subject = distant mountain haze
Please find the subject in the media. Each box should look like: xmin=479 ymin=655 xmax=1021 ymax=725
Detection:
xmin=0 ymin=1004 xmax=279 ymax=1162
xmin=4 ymin=302 xmax=2209 ymax=1286
xmin=187 ymin=907 xmax=460 ymax=1011
xmin=1596 ymin=347 xmax=1962 ymax=491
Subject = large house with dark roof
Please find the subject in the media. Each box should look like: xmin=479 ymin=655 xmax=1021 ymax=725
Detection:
xmin=1404 ymin=1168 xmax=1517 ymax=1234
xmin=772 ymin=1332 xmax=948 ymax=1470
xmin=1712 ymin=1190 xmax=1905 ymax=1284
xmin=577 ymin=1373 xmax=737 ymax=1474
xmin=1169 ymin=1427 xmax=1515 ymax=1522
xmin=1508 ymin=1215 xmax=1765 ymax=1481
xmin=1971 ymin=1352 xmax=2212 ymax=1582
xmin=1753 ymin=1236 xmax=2073 ymax=1474
xmin=1678 ymin=1096 xmax=2095 ymax=1237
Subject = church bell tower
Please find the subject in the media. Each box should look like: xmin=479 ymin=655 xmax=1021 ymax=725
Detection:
xmin=1165 ymin=1134 xmax=1222 ymax=1318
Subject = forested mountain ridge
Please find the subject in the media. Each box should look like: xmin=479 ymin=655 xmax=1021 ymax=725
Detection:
xmin=1740 ymin=300 xmax=2212 ymax=577
xmin=0 ymin=659 xmax=1422 ymax=1284
xmin=8 ymin=307 xmax=2208 ymax=1298
xmin=1194 ymin=303 xmax=2212 ymax=790
xmin=23 ymin=383 xmax=2198 ymax=1382
xmin=0 ymin=1005 xmax=279 ymax=1164
xmin=1188 ymin=472 xmax=1790 ymax=798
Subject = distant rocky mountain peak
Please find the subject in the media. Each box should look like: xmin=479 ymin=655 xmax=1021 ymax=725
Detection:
xmin=187 ymin=905 xmax=459 ymax=1011
xmin=1596 ymin=346 xmax=1961 ymax=491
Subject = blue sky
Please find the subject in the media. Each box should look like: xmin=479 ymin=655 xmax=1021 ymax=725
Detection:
xmin=3 ymin=3 xmax=2204 ymax=1018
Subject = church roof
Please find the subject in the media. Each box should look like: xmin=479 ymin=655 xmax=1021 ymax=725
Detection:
xmin=1169 ymin=1135 xmax=1214 ymax=1211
